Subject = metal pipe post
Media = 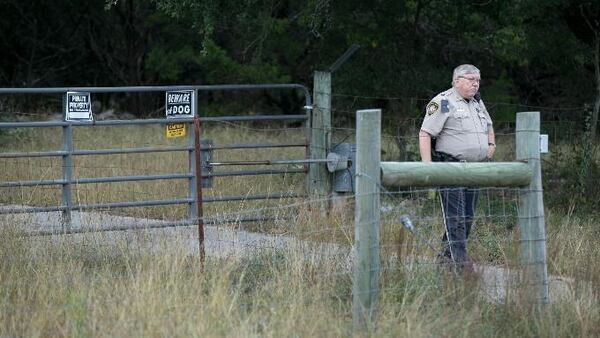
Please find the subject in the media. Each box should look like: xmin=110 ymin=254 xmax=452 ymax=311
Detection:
xmin=193 ymin=114 xmax=205 ymax=267
xmin=61 ymin=95 xmax=73 ymax=232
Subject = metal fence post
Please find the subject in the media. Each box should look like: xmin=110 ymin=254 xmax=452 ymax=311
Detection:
xmin=61 ymin=94 xmax=72 ymax=232
xmin=308 ymin=71 xmax=331 ymax=201
xmin=187 ymin=90 xmax=199 ymax=223
xmin=516 ymin=111 xmax=549 ymax=305
xmin=188 ymin=89 xmax=205 ymax=264
xmin=187 ymin=122 xmax=198 ymax=222
xmin=353 ymin=109 xmax=381 ymax=332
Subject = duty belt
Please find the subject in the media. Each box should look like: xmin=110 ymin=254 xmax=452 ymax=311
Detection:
xmin=431 ymin=151 xmax=461 ymax=162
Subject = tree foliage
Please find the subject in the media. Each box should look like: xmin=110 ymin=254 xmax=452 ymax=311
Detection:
xmin=0 ymin=0 xmax=598 ymax=123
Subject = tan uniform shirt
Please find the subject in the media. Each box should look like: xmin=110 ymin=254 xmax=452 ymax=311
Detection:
xmin=421 ymin=87 xmax=492 ymax=162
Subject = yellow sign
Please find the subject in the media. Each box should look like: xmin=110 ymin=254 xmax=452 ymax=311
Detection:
xmin=166 ymin=123 xmax=186 ymax=138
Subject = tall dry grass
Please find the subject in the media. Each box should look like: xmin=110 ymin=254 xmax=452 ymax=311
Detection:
xmin=1 ymin=122 xmax=599 ymax=337
xmin=1 ymin=211 xmax=599 ymax=337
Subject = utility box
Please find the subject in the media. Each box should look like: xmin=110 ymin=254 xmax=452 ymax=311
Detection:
xmin=332 ymin=143 xmax=356 ymax=192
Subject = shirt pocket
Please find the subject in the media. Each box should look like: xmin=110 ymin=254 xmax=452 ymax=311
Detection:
xmin=448 ymin=109 xmax=468 ymax=132
xmin=452 ymin=109 xmax=469 ymax=119
xmin=477 ymin=112 xmax=489 ymax=132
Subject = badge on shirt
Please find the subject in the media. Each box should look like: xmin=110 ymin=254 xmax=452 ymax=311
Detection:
xmin=426 ymin=102 xmax=439 ymax=115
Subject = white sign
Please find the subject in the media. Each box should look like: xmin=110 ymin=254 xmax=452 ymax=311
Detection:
xmin=65 ymin=92 xmax=93 ymax=121
xmin=166 ymin=90 xmax=195 ymax=118
xmin=539 ymin=134 xmax=549 ymax=153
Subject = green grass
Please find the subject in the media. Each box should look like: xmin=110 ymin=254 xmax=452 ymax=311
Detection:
xmin=1 ymin=123 xmax=599 ymax=336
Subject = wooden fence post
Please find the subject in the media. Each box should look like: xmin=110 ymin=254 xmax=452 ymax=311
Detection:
xmin=353 ymin=109 xmax=381 ymax=332
xmin=516 ymin=111 xmax=550 ymax=305
xmin=308 ymin=71 xmax=332 ymax=201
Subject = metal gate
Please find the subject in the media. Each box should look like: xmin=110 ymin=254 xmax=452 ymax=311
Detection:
xmin=0 ymin=84 xmax=313 ymax=240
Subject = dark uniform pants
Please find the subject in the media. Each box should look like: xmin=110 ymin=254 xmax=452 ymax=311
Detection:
xmin=439 ymin=187 xmax=479 ymax=264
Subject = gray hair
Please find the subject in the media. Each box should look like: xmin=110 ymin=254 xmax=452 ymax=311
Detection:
xmin=452 ymin=64 xmax=480 ymax=81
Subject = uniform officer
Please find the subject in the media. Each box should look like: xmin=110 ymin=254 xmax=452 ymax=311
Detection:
xmin=418 ymin=64 xmax=495 ymax=268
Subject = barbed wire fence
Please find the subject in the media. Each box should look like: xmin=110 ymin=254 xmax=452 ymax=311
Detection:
xmin=0 ymin=176 xmax=532 ymax=337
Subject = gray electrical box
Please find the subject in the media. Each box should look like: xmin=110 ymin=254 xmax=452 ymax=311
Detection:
xmin=332 ymin=143 xmax=356 ymax=192
xmin=201 ymin=139 xmax=213 ymax=189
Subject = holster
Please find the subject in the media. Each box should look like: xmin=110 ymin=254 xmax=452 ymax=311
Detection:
xmin=431 ymin=150 xmax=460 ymax=162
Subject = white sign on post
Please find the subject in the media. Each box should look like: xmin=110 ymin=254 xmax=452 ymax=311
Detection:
xmin=539 ymin=134 xmax=549 ymax=153
xmin=165 ymin=90 xmax=195 ymax=119
xmin=65 ymin=92 xmax=93 ymax=121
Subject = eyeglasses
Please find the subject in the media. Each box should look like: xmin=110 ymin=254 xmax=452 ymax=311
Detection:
xmin=458 ymin=76 xmax=481 ymax=83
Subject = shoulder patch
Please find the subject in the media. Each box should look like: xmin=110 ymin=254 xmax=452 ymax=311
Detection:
xmin=426 ymin=102 xmax=439 ymax=115
xmin=441 ymin=99 xmax=449 ymax=113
